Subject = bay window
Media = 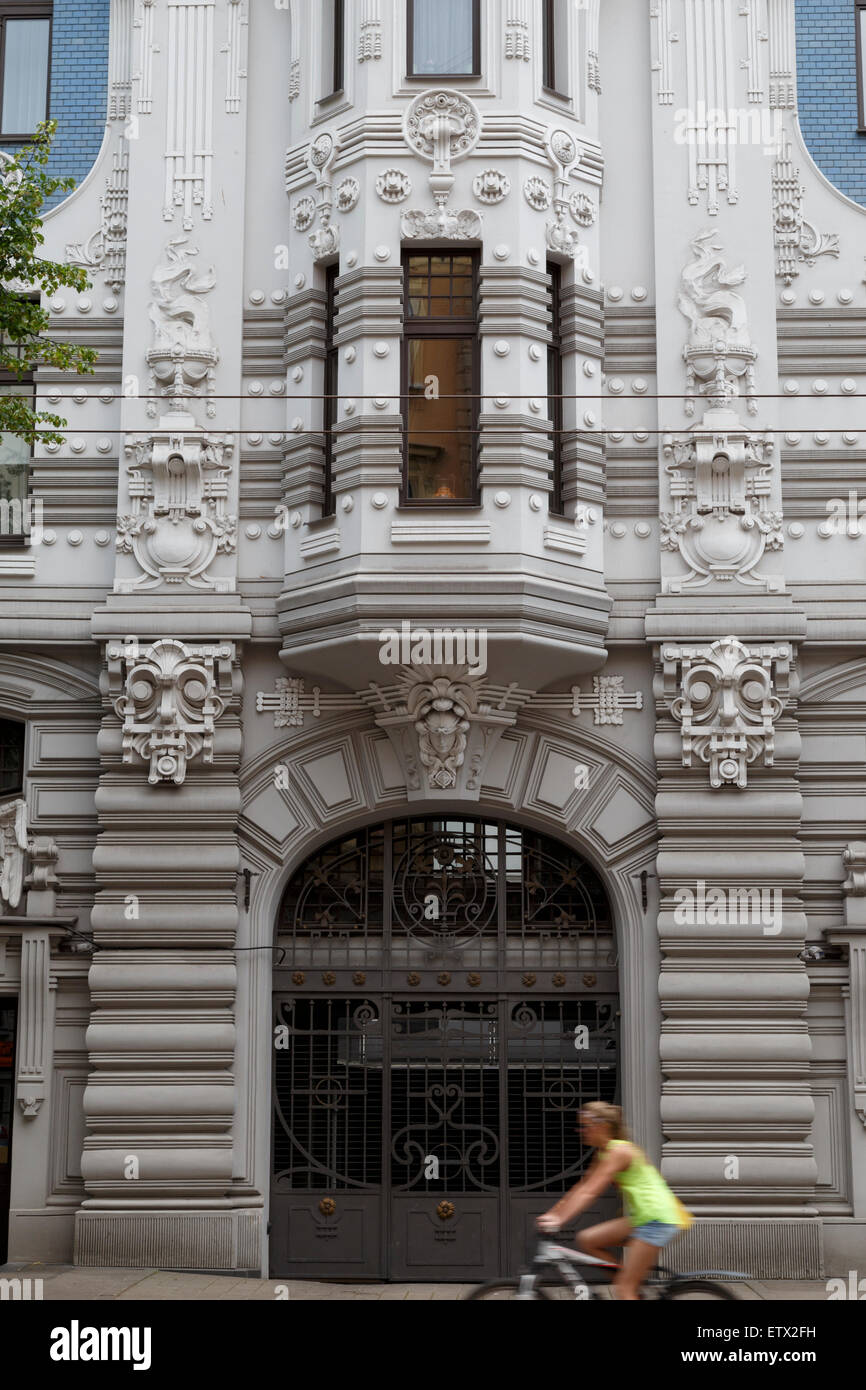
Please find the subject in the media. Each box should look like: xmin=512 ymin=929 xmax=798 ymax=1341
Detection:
xmin=543 ymin=0 xmax=569 ymax=97
xmin=407 ymin=0 xmax=479 ymax=78
xmin=402 ymin=252 xmax=478 ymax=504
xmin=547 ymin=262 xmax=564 ymax=516
xmin=321 ymin=0 xmax=344 ymax=99
xmin=322 ymin=264 xmax=338 ymax=517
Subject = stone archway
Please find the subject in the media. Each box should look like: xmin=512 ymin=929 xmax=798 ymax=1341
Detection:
xmin=268 ymin=814 xmax=621 ymax=1280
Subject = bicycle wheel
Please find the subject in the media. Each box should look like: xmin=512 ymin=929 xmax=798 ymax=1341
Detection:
xmin=465 ymin=1280 xmax=558 ymax=1301
xmin=661 ymin=1279 xmax=738 ymax=1301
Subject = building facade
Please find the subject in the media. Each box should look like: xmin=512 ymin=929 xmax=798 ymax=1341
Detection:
xmin=0 ymin=0 xmax=865 ymax=1281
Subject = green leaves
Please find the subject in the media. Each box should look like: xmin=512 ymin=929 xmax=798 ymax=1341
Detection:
xmin=0 ymin=122 xmax=98 ymax=448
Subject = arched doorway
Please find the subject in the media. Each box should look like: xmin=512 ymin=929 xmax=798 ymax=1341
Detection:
xmin=270 ymin=817 xmax=620 ymax=1281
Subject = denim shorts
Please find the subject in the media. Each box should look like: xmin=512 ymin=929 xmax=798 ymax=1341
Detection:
xmin=633 ymin=1221 xmax=680 ymax=1248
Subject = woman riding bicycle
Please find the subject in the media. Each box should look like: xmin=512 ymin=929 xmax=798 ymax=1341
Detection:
xmin=536 ymin=1101 xmax=692 ymax=1301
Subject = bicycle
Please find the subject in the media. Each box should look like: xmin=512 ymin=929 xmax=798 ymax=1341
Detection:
xmin=465 ymin=1236 xmax=745 ymax=1300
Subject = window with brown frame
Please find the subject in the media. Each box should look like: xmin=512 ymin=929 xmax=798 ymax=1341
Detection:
xmin=407 ymin=0 xmax=479 ymax=78
xmin=402 ymin=252 xmax=479 ymax=505
xmin=542 ymin=0 xmax=569 ymax=97
xmin=0 ymin=3 xmax=52 ymax=141
xmin=858 ymin=2 xmax=866 ymax=130
xmin=547 ymin=262 xmax=564 ymax=517
xmin=322 ymin=264 xmax=338 ymax=517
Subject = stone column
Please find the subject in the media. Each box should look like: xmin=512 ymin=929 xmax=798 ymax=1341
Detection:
xmin=644 ymin=0 xmax=816 ymax=1277
xmin=78 ymin=0 xmax=257 ymax=1270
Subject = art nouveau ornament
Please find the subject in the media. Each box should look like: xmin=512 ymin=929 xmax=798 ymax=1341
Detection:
xmin=403 ymin=89 xmax=481 ymax=202
xmin=65 ymin=147 xmax=129 ymax=292
xmin=376 ymin=168 xmax=411 ymax=203
xmin=472 ymin=169 xmax=511 ymax=204
xmin=0 ymin=799 xmax=28 ymax=910
xmin=108 ymin=639 xmax=235 ymax=786
xmin=660 ymin=408 xmax=783 ymax=592
xmin=662 ymin=636 xmax=791 ymax=788
xmin=146 ymin=238 xmax=219 ymax=417
xmin=401 ymin=206 xmax=482 ymax=241
xmin=0 ymin=799 xmax=59 ymax=914
xmin=772 ymin=131 xmax=839 ymax=285
xmin=117 ymin=419 xmax=236 ymax=592
xmin=678 ymin=232 xmax=757 ymax=416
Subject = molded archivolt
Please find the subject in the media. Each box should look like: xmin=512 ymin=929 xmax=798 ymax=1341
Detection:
xmin=235 ymin=712 xmax=661 ymax=1235
xmin=797 ymin=657 xmax=866 ymax=705
xmin=0 ymin=653 xmax=101 ymax=716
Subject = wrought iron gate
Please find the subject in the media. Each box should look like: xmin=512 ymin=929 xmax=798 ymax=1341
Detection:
xmin=271 ymin=819 xmax=619 ymax=1280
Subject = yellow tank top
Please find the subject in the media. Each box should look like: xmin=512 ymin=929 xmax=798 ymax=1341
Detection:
xmin=604 ymin=1139 xmax=691 ymax=1228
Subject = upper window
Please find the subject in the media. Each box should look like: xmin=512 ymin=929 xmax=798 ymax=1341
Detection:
xmin=321 ymin=0 xmax=344 ymax=99
xmin=542 ymin=0 xmax=569 ymax=97
xmin=322 ymin=264 xmax=338 ymax=517
xmin=858 ymin=2 xmax=866 ymax=131
xmin=407 ymin=0 xmax=480 ymax=78
xmin=0 ymin=719 xmax=23 ymax=796
xmin=547 ymin=262 xmax=564 ymax=517
xmin=402 ymin=252 xmax=478 ymax=504
xmin=0 ymin=3 xmax=51 ymax=140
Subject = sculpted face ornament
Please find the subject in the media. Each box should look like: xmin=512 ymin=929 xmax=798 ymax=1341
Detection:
xmin=663 ymin=636 xmax=791 ymax=789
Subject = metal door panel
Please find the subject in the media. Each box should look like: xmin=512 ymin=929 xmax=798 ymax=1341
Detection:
xmin=271 ymin=1194 xmax=382 ymax=1278
xmin=390 ymin=1195 xmax=499 ymax=1280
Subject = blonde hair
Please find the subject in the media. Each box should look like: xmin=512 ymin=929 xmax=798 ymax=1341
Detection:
xmin=581 ymin=1102 xmax=630 ymax=1142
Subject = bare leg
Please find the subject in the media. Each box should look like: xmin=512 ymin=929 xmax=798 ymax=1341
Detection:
xmin=612 ymin=1237 xmax=660 ymax=1301
xmin=576 ymin=1216 xmax=633 ymax=1265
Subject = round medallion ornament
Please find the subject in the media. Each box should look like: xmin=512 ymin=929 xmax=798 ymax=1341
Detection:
xmin=437 ymin=1201 xmax=455 ymax=1222
xmin=336 ymin=177 xmax=360 ymax=212
xmin=403 ymin=90 xmax=481 ymax=163
xmin=376 ymin=168 xmax=411 ymax=203
xmin=319 ymin=1198 xmax=336 ymax=1217
xmin=292 ymin=196 xmax=316 ymax=232
xmin=472 ymin=168 xmax=511 ymax=204
xmin=524 ymin=176 xmax=552 ymax=211
xmin=291 ymin=971 xmax=305 ymax=986
xmin=549 ymin=128 xmax=579 ymax=170
xmin=569 ymin=191 xmax=596 ymax=227
xmin=309 ymin=132 xmax=334 ymax=171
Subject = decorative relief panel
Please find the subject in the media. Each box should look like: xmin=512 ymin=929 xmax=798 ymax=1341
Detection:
xmin=163 ymin=0 xmax=216 ymax=228
xmin=661 ymin=413 xmax=782 ymax=592
xmin=682 ymin=0 xmax=739 ymax=214
xmin=400 ymin=90 xmax=482 ymax=242
xmin=108 ymin=639 xmax=235 ymax=786
xmin=662 ymin=636 xmax=791 ymax=788
xmin=133 ymin=0 xmax=156 ymax=116
xmin=767 ymin=0 xmax=796 ymax=108
xmin=117 ymin=427 xmax=235 ymax=592
xmin=146 ymin=238 xmax=219 ymax=416
xmin=65 ymin=147 xmax=130 ymax=293
xmin=116 ymin=239 xmax=234 ymax=593
xmin=223 ymin=0 xmax=249 ymax=113
xmin=772 ymin=131 xmax=839 ymax=286
xmin=357 ymin=0 xmax=382 ymax=61
xmin=678 ymin=232 xmax=756 ymax=417
xmin=651 ymin=0 xmax=677 ymax=106
xmin=0 ymin=800 xmax=59 ymax=914
xmin=504 ymin=2 xmax=531 ymax=60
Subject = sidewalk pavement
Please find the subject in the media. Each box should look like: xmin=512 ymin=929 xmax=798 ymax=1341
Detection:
xmin=0 ymin=1264 xmax=832 ymax=1300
